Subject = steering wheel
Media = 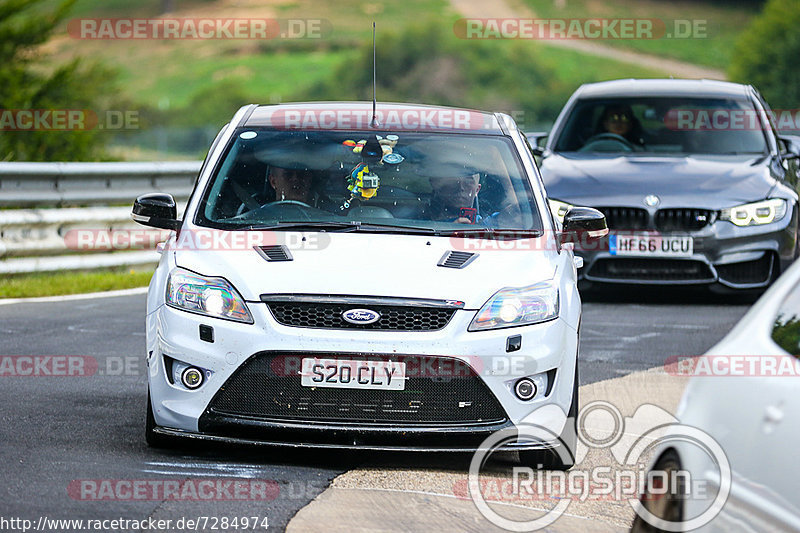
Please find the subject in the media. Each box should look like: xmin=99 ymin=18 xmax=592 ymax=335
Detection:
xmin=580 ymin=133 xmax=638 ymax=152
xmin=263 ymin=200 xmax=313 ymax=209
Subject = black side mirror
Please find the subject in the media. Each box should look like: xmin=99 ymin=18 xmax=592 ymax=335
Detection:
xmin=561 ymin=207 xmax=608 ymax=244
xmin=132 ymin=193 xmax=181 ymax=230
xmin=778 ymin=136 xmax=800 ymax=160
xmin=524 ymin=131 xmax=548 ymax=157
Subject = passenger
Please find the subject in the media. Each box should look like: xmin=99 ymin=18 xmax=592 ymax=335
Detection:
xmin=427 ymin=173 xmax=482 ymax=224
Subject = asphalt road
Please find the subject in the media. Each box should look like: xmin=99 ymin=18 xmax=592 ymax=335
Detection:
xmin=0 ymin=289 xmax=751 ymax=532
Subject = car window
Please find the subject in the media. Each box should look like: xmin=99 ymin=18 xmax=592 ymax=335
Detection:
xmin=771 ymin=281 xmax=800 ymax=357
xmin=553 ymin=96 xmax=769 ymax=155
xmin=194 ymin=129 xmax=542 ymax=233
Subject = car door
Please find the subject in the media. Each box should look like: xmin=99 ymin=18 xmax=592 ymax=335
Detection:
xmin=712 ymin=283 xmax=800 ymax=532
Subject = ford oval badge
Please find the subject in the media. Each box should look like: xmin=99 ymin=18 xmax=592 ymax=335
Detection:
xmin=342 ymin=308 xmax=381 ymax=325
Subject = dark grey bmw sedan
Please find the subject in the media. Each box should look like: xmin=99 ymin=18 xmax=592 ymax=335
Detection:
xmin=532 ymin=79 xmax=800 ymax=292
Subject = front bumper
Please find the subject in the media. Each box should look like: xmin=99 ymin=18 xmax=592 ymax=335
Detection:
xmin=146 ymin=301 xmax=579 ymax=450
xmin=576 ymin=217 xmax=795 ymax=289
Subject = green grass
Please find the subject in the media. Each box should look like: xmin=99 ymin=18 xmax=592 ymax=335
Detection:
xmin=0 ymin=267 xmax=153 ymax=299
xmin=520 ymin=0 xmax=758 ymax=70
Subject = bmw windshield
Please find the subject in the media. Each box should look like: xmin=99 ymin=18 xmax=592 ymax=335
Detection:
xmin=553 ymin=96 xmax=770 ymax=155
xmin=195 ymin=129 xmax=542 ymax=235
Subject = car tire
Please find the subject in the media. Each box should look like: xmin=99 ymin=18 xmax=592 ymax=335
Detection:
xmin=145 ymin=389 xmax=174 ymax=449
xmin=518 ymin=364 xmax=578 ymax=471
xmin=629 ymin=449 xmax=685 ymax=533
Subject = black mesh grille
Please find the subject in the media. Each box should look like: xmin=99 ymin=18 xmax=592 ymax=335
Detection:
xmin=267 ymin=303 xmax=456 ymax=331
xmin=439 ymin=251 xmax=476 ymax=269
xmin=204 ymin=353 xmax=507 ymax=426
xmin=255 ymin=245 xmax=292 ymax=262
xmin=715 ymin=253 xmax=774 ymax=285
xmin=655 ymin=209 xmax=713 ymax=232
xmin=595 ymin=207 xmax=649 ymax=230
xmin=588 ymin=258 xmax=715 ymax=282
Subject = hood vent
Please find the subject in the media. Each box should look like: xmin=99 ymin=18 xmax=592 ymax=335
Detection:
xmin=437 ymin=251 xmax=477 ymax=269
xmin=255 ymin=245 xmax=293 ymax=262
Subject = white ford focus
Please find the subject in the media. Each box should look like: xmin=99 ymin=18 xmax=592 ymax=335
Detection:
xmin=133 ymin=102 xmax=607 ymax=468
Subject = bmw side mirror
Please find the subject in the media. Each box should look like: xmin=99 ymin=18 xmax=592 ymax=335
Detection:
xmin=778 ymin=136 xmax=800 ymax=160
xmin=561 ymin=207 xmax=608 ymax=244
xmin=525 ymin=131 xmax=548 ymax=157
xmin=132 ymin=193 xmax=181 ymax=230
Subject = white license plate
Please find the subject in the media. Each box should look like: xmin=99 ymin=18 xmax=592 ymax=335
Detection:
xmin=300 ymin=358 xmax=406 ymax=390
xmin=609 ymin=233 xmax=693 ymax=257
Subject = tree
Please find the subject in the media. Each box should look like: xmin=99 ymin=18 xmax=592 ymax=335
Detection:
xmin=0 ymin=0 xmax=119 ymax=161
xmin=728 ymin=0 xmax=800 ymax=109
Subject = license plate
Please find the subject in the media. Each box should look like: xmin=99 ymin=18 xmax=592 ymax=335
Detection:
xmin=609 ymin=233 xmax=693 ymax=257
xmin=300 ymin=358 xmax=406 ymax=390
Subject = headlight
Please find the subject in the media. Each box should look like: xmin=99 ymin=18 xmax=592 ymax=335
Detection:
xmin=720 ymin=199 xmax=787 ymax=226
xmin=166 ymin=268 xmax=253 ymax=323
xmin=469 ymin=281 xmax=559 ymax=331
xmin=548 ymin=199 xmax=573 ymax=224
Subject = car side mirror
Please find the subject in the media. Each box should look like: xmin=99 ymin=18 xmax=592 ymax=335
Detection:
xmin=525 ymin=131 xmax=548 ymax=157
xmin=561 ymin=207 xmax=608 ymax=244
xmin=778 ymin=136 xmax=800 ymax=160
xmin=132 ymin=193 xmax=181 ymax=230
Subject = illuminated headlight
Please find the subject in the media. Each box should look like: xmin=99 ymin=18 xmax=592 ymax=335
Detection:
xmin=720 ymin=199 xmax=787 ymax=226
xmin=469 ymin=281 xmax=559 ymax=331
xmin=166 ymin=268 xmax=253 ymax=323
xmin=548 ymin=199 xmax=573 ymax=224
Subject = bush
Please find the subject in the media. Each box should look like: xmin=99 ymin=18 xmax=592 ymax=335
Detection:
xmin=0 ymin=0 xmax=120 ymax=161
xmin=728 ymin=0 xmax=800 ymax=108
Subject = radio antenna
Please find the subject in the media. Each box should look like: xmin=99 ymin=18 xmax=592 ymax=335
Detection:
xmin=370 ymin=22 xmax=379 ymax=128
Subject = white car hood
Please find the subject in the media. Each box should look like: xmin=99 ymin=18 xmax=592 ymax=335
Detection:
xmin=172 ymin=231 xmax=558 ymax=309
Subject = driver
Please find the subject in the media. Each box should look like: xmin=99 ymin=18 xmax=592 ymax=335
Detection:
xmin=596 ymin=105 xmax=645 ymax=147
xmin=268 ymin=166 xmax=314 ymax=203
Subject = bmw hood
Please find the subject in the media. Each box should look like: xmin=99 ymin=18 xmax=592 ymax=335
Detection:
xmin=171 ymin=231 xmax=558 ymax=309
xmin=541 ymin=153 xmax=777 ymax=209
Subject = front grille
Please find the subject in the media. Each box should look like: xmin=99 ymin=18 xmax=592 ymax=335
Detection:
xmin=203 ymin=353 xmax=507 ymax=426
xmin=266 ymin=302 xmax=456 ymax=331
xmin=715 ymin=253 xmax=774 ymax=285
xmin=655 ymin=209 xmax=713 ymax=232
xmin=588 ymin=258 xmax=715 ymax=282
xmin=595 ymin=207 xmax=649 ymax=230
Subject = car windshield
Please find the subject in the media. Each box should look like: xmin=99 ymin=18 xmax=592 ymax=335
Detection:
xmin=553 ymin=96 xmax=769 ymax=155
xmin=195 ymin=129 xmax=542 ymax=234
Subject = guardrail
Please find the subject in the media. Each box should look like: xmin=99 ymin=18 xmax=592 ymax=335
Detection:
xmin=0 ymin=162 xmax=201 ymax=274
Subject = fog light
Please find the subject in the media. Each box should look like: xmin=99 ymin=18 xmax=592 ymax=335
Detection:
xmin=181 ymin=367 xmax=204 ymax=389
xmin=514 ymin=378 xmax=537 ymax=401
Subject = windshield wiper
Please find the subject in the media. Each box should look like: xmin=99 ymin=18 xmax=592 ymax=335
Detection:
xmin=240 ymin=221 xmax=441 ymax=235
xmin=441 ymin=228 xmax=543 ymax=239
xmin=241 ymin=221 xmax=361 ymax=232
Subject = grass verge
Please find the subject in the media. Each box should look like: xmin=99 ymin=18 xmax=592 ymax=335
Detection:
xmin=0 ymin=267 xmax=153 ymax=299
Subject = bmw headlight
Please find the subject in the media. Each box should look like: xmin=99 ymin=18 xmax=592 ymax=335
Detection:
xmin=720 ymin=199 xmax=787 ymax=226
xmin=469 ymin=281 xmax=559 ymax=331
xmin=548 ymin=199 xmax=573 ymax=224
xmin=166 ymin=268 xmax=253 ymax=323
